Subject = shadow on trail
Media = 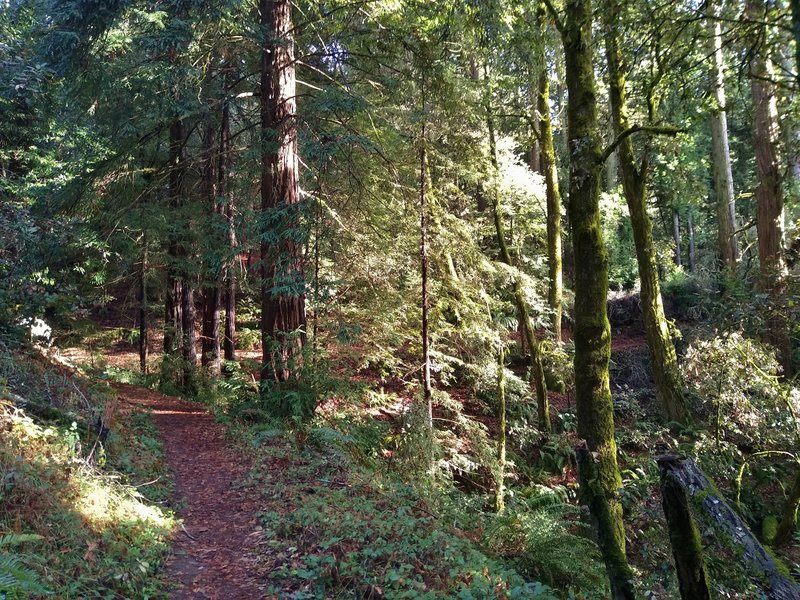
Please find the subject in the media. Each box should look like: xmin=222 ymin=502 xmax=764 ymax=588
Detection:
xmin=112 ymin=383 xmax=267 ymax=600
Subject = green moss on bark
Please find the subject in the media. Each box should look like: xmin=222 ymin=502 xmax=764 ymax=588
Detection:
xmin=603 ymin=0 xmax=687 ymax=423
xmin=561 ymin=0 xmax=633 ymax=596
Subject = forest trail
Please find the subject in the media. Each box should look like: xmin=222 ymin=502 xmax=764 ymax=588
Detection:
xmin=112 ymin=383 xmax=269 ymax=600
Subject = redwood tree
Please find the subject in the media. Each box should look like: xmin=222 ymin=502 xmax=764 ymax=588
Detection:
xmin=260 ymin=0 xmax=306 ymax=385
xmin=707 ymin=0 xmax=739 ymax=271
xmin=747 ymin=0 xmax=791 ymax=376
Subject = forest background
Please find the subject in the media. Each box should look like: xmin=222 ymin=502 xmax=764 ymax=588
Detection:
xmin=2 ymin=0 xmax=800 ymax=598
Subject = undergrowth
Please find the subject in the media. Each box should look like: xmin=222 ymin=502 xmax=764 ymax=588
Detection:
xmin=251 ymin=436 xmax=558 ymax=599
xmin=0 ymin=346 xmax=174 ymax=599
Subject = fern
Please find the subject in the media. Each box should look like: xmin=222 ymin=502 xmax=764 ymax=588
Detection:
xmin=485 ymin=490 xmax=607 ymax=594
xmin=0 ymin=534 xmax=50 ymax=596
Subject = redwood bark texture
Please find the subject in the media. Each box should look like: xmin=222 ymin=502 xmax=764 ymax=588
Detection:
xmin=747 ymin=0 xmax=791 ymax=376
xmin=260 ymin=0 xmax=306 ymax=384
xmin=220 ymin=91 xmax=237 ymax=364
xmin=202 ymin=120 xmax=222 ymax=376
xmin=164 ymin=116 xmax=185 ymax=360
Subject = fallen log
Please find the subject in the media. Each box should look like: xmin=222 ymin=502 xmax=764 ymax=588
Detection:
xmin=657 ymin=454 xmax=800 ymax=600
xmin=658 ymin=455 xmax=711 ymax=600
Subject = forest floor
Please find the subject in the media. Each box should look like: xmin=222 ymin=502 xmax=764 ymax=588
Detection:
xmin=53 ymin=299 xmax=800 ymax=599
xmin=111 ymin=382 xmax=271 ymax=600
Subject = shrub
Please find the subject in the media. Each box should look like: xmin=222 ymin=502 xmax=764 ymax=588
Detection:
xmin=484 ymin=486 xmax=607 ymax=596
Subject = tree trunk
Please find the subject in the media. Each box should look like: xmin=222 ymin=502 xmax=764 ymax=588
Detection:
xmin=658 ymin=455 xmax=800 ymax=600
xmin=604 ymin=0 xmax=688 ymax=424
xmin=419 ymin=106 xmax=433 ymax=427
xmin=487 ymin=74 xmax=550 ymax=433
xmin=220 ymin=94 xmax=237 ymax=363
xmin=139 ymin=239 xmax=148 ymax=374
xmin=224 ymin=276 xmax=236 ymax=362
xmin=538 ymin=5 xmax=564 ymax=344
xmin=657 ymin=455 xmax=712 ymax=600
xmin=529 ymin=141 xmax=540 ymax=174
xmin=201 ymin=121 xmax=222 ymax=377
xmin=792 ymin=0 xmax=800 ymax=84
xmin=495 ymin=345 xmax=506 ymax=513
xmin=708 ymin=0 xmax=739 ymax=271
xmin=673 ymin=212 xmax=682 ymax=267
xmin=260 ymin=0 xmax=306 ymax=385
xmin=747 ymin=0 xmax=792 ymax=376
xmin=203 ymin=281 xmax=222 ymax=376
xmin=774 ymin=468 xmax=800 ymax=546
xmin=576 ymin=443 xmax=635 ymax=600
xmin=560 ymin=1 xmax=633 ymax=595
xmin=164 ymin=117 xmax=185 ymax=361
xmin=181 ymin=276 xmax=197 ymax=392
xmin=688 ymin=212 xmax=696 ymax=272
xmin=164 ymin=275 xmax=182 ymax=356
xmin=605 ymin=123 xmax=619 ymax=191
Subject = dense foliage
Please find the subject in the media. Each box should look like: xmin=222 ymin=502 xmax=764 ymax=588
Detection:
xmin=1 ymin=0 xmax=800 ymax=597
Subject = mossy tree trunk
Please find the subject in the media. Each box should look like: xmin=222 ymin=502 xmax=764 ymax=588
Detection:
xmin=657 ymin=455 xmax=712 ymax=600
xmin=538 ymin=1 xmax=563 ymax=344
xmin=557 ymin=0 xmax=634 ymax=595
xmin=747 ymin=0 xmax=792 ymax=376
xmin=486 ymin=77 xmax=550 ymax=433
xmin=659 ymin=455 xmax=800 ymax=599
xmin=576 ymin=444 xmax=635 ymax=599
xmin=774 ymin=468 xmax=800 ymax=547
xmin=496 ymin=344 xmax=507 ymax=513
xmin=603 ymin=0 xmax=688 ymax=424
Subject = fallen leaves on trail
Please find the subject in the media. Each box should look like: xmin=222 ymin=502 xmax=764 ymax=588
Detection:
xmin=112 ymin=383 xmax=269 ymax=600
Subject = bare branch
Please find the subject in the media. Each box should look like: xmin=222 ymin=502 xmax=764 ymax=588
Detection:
xmin=600 ymin=124 xmax=682 ymax=164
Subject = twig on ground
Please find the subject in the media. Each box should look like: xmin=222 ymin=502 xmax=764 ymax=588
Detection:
xmin=181 ymin=524 xmax=197 ymax=541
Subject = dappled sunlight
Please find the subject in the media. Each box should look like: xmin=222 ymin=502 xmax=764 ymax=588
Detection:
xmin=0 ymin=351 xmax=176 ymax=597
xmin=74 ymin=471 xmax=173 ymax=532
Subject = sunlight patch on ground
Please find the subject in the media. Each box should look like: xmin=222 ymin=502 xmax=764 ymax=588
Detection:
xmin=75 ymin=472 xmax=172 ymax=530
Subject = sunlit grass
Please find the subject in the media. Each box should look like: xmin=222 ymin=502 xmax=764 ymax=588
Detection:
xmin=0 ymin=378 xmax=175 ymax=598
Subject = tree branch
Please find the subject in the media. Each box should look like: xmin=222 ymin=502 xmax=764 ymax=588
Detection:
xmin=600 ymin=124 xmax=682 ymax=164
xmin=541 ymin=0 xmax=565 ymax=35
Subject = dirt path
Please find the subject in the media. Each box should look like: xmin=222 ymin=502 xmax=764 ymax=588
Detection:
xmin=112 ymin=383 xmax=268 ymax=600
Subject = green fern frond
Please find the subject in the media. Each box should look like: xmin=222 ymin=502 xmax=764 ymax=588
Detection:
xmin=0 ymin=534 xmax=50 ymax=595
xmin=485 ymin=492 xmax=605 ymax=593
xmin=0 ymin=534 xmax=42 ymax=548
